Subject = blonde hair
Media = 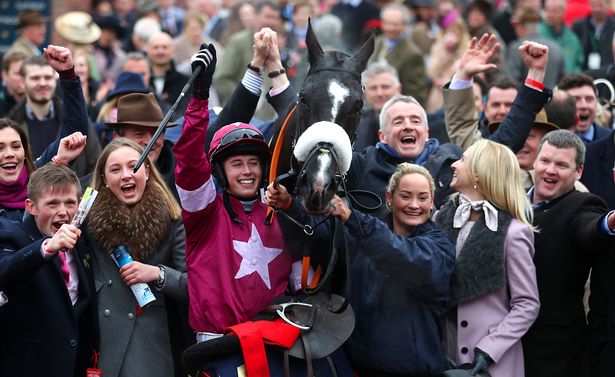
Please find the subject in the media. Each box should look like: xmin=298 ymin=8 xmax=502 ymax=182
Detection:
xmin=464 ymin=139 xmax=534 ymax=227
xmin=90 ymin=138 xmax=181 ymax=220
xmin=96 ymin=96 xmax=120 ymax=123
xmin=386 ymin=162 xmax=436 ymax=197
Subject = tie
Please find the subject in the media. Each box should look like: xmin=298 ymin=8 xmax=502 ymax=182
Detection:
xmin=58 ymin=251 xmax=70 ymax=286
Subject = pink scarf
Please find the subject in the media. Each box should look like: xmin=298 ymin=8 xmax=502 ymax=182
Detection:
xmin=0 ymin=168 xmax=28 ymax=209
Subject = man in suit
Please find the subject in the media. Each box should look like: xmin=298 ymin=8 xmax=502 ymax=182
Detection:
xmin=573 ymin=0 xmax=615 ymax=70
xmin=558 ymin=72 xmax=611 ymax=144
xmin=369 ymin=2 xmax=428 ymax=106
xmin=0 ymin=163 xmax=97 ymax=377
xmin=523 ymin=130 xmax=615 ymax=377
xmin=146 ymin=32 xmax=190 ymax=120
xmin=581 ymin=130 xmax=615 ymax=208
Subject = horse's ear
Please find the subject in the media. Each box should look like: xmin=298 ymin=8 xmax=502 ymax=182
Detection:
xmin=306 ymin=18 xmax=324 ymax=66
xmin=347 ymin=31 xmax=375 ymax=73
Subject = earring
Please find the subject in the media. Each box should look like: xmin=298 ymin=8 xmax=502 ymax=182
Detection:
xmin=387 ymin=202 xmax=391 ymax=206
xmin=473 ymin=184 xmax=477 ymax=190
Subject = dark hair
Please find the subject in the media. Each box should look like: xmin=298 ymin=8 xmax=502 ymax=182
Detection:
xmin=486 ymin=76 xmax=519 ymax=101
xmin=2 ymin=51 xmax=27 ymax=72
xmin=19 ymin=55 xmax=50 ymax=77
xmin=545 ymin=90 xmax=577 ymax=130
xmin=0 ymin=118 xmax=35 ymax=175
xmin=255 ymin=0 xmax=280 ymax=14
xmin=538 ymin=130 xmax=586 ymax=169
xmin=27 ymin=163 xmax=81 ymax=203
xmin=465 ymin=0 xmax=494 ymax=19
xmin=557 ymin=72 xmax=597 ymax=93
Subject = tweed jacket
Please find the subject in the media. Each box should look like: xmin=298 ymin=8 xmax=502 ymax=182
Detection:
xmin=370 ymin=35 xmax=429 ymax=107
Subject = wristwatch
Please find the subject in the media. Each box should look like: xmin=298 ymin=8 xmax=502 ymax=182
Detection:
xmin=154 ymin=265 xmax=166 ymax=289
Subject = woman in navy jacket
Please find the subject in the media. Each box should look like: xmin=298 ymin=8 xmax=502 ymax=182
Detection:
xmin=266 ymin=162 xmax=456 ymax=376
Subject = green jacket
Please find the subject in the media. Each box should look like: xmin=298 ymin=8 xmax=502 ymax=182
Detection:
xmin=538 ymin=22 xmax=584 ymax=74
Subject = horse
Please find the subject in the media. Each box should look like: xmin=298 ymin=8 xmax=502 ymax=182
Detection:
xmin=269 ymin=21 xmax=374 ymax=215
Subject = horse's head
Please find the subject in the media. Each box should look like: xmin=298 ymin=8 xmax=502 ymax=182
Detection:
xmin=296 ymin=21 xmax=374 ymax=137
xmin=293 ymin=122 xmax=353 ymax=214
xmin=289 ymin=21 xmax=374 ymax=213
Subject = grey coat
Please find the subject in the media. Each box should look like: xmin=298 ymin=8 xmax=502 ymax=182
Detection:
xmin=89 ymin=219 xmax=187 ymax=377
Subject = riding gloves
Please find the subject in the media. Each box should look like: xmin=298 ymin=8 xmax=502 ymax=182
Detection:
xmin=191 ymin=43 xmax=217 ymax=99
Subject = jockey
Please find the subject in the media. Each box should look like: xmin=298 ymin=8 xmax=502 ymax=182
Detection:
xmin=173 ymin=43 xmax=297 ymax=340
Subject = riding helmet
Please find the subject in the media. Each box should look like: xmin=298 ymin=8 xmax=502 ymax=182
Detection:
xmin=208 ymin=122 xmax=271 ymax=188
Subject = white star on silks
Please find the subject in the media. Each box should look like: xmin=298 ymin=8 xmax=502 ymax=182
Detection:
xmin=233 ymin=224 xmax=283 ymax=289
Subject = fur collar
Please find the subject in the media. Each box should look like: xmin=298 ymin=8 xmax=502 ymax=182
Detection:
xmin=436 ymin=198 xmax=512 ymax=306
xmin=87 ymin=183 xmax=172 ymax=261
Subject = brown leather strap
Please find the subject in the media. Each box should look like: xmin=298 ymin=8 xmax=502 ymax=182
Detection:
xmin=325 ymin=355 xmax=338 ymax=377
xmin=301 ymin=332 xmax=314 ymax=377
xmin=283 ymin=350 xmax=291 ymax=377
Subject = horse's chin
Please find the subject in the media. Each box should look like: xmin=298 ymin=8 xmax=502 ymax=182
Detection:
xmin=301 ymin=192 xmax=335 ymax=215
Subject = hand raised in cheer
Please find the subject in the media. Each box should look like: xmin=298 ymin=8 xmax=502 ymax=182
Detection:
xmin=191 ymin=43 xmax=217 ymax=99
xmin=191 ymin=43 xmax=217 ymax=75
xmin=457 ymin=33 xmax=500 ymax=81
xmin=43 ymin=45 xmax=74 ymax=72
xmin=57 ymin=132 xmax=87 ymax=164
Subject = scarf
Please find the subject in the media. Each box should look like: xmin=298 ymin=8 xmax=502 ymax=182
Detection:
xmin=453 ymin=194 xmax=499 ymax=232
xmin=376 ymin=138 xmax=440 ymax=166
xmin=87 ymin=182 xmax=172 ymax=261
xmin=0 ymin=168 xmax=28 ymax=209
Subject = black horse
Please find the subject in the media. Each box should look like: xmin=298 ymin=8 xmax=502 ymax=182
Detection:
xmin=269 ymin=21 xmax=374 ymax=215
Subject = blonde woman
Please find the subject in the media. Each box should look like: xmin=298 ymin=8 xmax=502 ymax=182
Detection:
xmin=85 ymin=138 xmax=187 ymax=377
xmin=435 ymin=139 xmax=540 ymax=377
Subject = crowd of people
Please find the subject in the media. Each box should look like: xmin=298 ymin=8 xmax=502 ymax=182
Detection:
xmin=1 ymin=0 xmax=615 ymax=376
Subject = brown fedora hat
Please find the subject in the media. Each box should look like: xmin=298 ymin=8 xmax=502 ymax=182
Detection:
xmin=17 ymin=10 xmax=47 ymax=30
xmin=488 ymin=108 xmax=559 ymax=134
xmin=106 ymin=92 xmax=176 ymax=128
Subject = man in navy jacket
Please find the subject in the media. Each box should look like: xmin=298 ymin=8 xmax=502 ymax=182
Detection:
xmin=0 ymin=163 xmax=97 ymax=377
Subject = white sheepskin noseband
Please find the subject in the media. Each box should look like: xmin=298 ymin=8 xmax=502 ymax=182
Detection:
xmin=293 ymin=121 xmax=353 ymax=173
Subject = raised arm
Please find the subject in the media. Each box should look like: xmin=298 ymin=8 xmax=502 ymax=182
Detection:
xmin=174 ymin=44 xmax=217 ymax=197
xmin=443 ymin=34 xmax=499 ymax=150
xmin=206 ymin=29 xmax=271 ymax=150
xmin=488 ymin=41 xmax=551 ymax=152
xmin=36 ymin=45 xmax=91 ymax=167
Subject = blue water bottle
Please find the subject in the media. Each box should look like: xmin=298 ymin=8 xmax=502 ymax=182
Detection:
xmin=111 ymin=245 xmax=157 ymax=307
